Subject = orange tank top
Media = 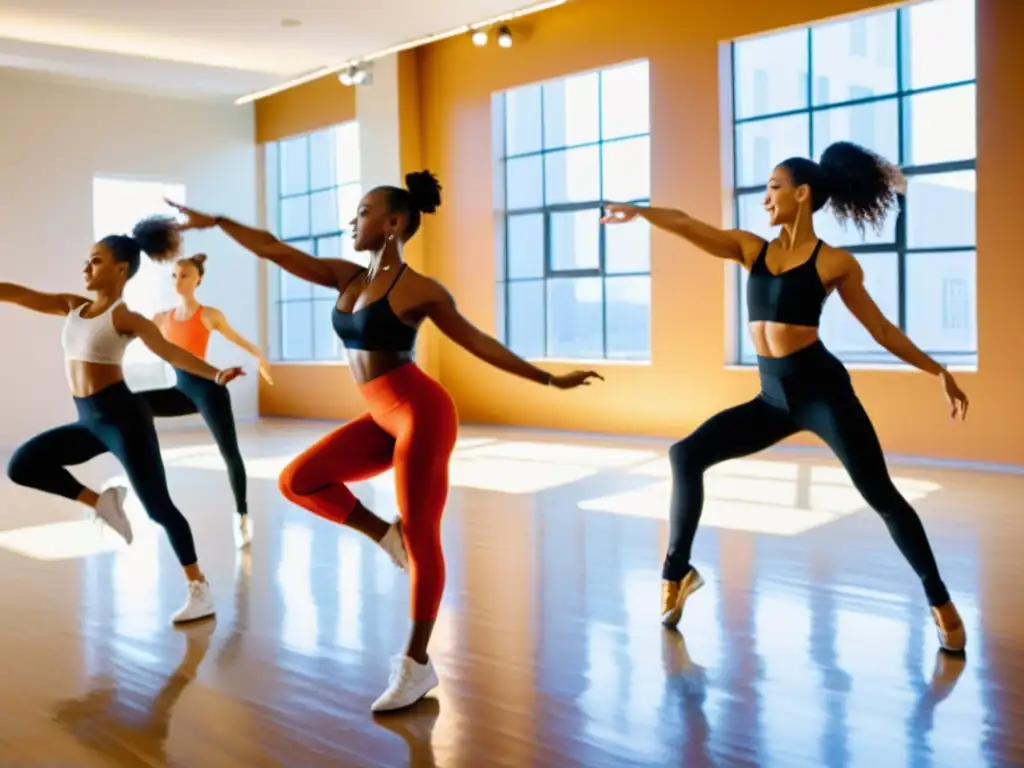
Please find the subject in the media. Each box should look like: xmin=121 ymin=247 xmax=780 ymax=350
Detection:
xmin=162 ymin=305 xmax=212 ymax=359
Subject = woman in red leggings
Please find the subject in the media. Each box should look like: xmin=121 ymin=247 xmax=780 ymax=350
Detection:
xmin=167 ymin=171 xmax=601 ymax=712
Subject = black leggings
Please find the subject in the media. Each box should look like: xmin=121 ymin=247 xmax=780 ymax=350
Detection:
xmin=663 ymin=341 xmax=950 ymax=607
xmin=138 ymin=369 xmax=247 ymax=517
xmin=6 ymin=381 xmax=197 ymax=566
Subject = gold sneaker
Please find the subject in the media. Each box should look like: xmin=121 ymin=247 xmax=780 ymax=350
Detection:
xmin=931 ymin=602 xmax=966 ymax=653
xmin=661 ymin=568 xmax=705 ymax=629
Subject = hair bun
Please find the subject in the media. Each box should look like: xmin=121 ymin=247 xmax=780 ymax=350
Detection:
xmin=131 ymin=214 xmax=181 ymax=263
xmin=192 ymin=253 xmax=208 ymax=265
xmin=405 ymin=170 xmax=442 ymax=214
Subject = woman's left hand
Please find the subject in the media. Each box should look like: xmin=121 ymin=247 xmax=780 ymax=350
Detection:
xmin=215 ymin=367 xmax=246 ymax=386
xmin=166 ymin=199 xmax=218 ymax=230
xmin=940 ymin=370 xmax=968 ymax=420
xmin=258 ymin=359 xmax=274 ymax=385
xmin=551 ymin=371 xmax=604 ymax=389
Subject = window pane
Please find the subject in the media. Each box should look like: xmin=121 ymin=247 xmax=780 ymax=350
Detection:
xmin=813 ymin=201 xmax=896 ymax=247
xmin=734 ymin=29 xmax=808 ymax=119
xmin=605 ymin=276 xmax=650 ymax=360
xmin=264 ymin=143 xmax=280 ymax=235
xmin=736 ymin=191 xmax=776 ymax=241
xmin=812 ymin=98 xmax=899 ymax=163
xmin=507 ymin=213 xmax=544 ymax=279
xmin=601 ymin=61 xmax=650 ymax=139
xmin=338 ymin=183 xmax=362 ymax=226
xmin=309 ymin=128 xmax=337 ymax=190
xmin=550 ymin=209 xmax=600 ymax=271
xmin=505 ymin=84 xmax=543 ymax=156
xmin=906 ymin=171 xmax=975 ymax=249
xmin=281 ymin=301 xmax=314 ymax=360
xmin=546 ymin=278 xmax=603 ymax=359
xmin=605 ymin=216 xmax=650 ymax=274
xmin=280 ymin=239 xmax=313 ymax=301
xmin=310 ymin=189 xmax=339 ymax=236
xmin=905 ymin=250 xmax=976 ymax=356
xmin=810 ymin=12 xmax=897 ymax=106
xmin=901 ymin=0 xmax=975 ymax=90
xmin=280 ymin=195 xmax=310 ymax=239
xmin=818 ymin=252 xmax=899 ymax=357
xmin=313 ymin=236 xmax=342 ymax=299
xmin=737 ymin=268 xmax=756 ymax=362
xmin=312 ymin=300 xmax=338 ymax=360
xmin=280 ymin=136 xmax=309 ymax=196
xmin=543 ymin=72 xmax=599 ymax=149
xmin=508 ymin=280 xmax=545 ymax=358
xmin=334 ymin=122 xmax=361 ymax=185
xmin=506 ymin=156 xmax=543 ymax=210
xmin=903 ymin=85 xmax=976 ymax=166
xmin=602 ymin=137 xmax=650 ymax=202
xmin=545 ymin=146 xmax=600 ymax=205
xmin=735 ymin=114 xmax=809 ymax=187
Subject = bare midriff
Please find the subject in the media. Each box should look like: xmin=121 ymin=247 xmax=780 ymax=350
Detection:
xmin=747 ymin=321 xmax=820 ymax=359
xmin=346 ymin=349 xmax=416 ymax=385
xmin=66 ymin=361 xmax=125 ymax=399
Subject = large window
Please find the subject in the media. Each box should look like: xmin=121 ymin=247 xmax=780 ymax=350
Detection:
xmin=494 ymin=60 xmax=652 ymax=362
xmin=731 ymin=0 xmax=977 ymax=366
xmin=264 ymin=122 xmax=362 ymax=362
xmin=92 ymin=177 xmax=186 ymax=391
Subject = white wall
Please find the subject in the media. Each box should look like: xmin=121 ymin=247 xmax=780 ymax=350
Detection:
xmin=0 ymin=69 xmax=257 ymax=450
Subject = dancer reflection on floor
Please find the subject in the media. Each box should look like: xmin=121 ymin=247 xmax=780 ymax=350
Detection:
xmin=167 ymin=170 xmax=602 ymax=711
xmin=602 ymin=141 xmax=968 ymax=653
xmin=140 ymin=252 xmax=271 ymax=549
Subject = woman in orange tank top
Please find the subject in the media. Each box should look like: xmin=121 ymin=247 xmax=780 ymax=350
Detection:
xmin=138 ymin=253 xmax=271 ymax=549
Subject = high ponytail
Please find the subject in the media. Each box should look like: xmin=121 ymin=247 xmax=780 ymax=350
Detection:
xmin=780 ymin=141 xmax=903 ymax=236
xmin=371 ymin=169 xmax=443 ymax=240
xmin=99 ymin=215 xmax=182 ymax=279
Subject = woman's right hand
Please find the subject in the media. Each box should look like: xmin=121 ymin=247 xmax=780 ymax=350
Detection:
xmin=258 ymin=359 xmax=274 ymax=385
xmin=600 ymin=204 xmax=642 ymax=224
xmin=165 ymin=199 xmax=218 ymax=231
xmin=215 ymin=367 xmax=246 ymax=386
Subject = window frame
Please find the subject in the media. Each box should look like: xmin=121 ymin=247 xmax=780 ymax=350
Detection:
xmin=267 ymin=123 xmax=361 ymax=363
xmin=496 ymin=61 xmax=653 ymax=363
xmin=729 ymin=6 xmax=977 ymax=367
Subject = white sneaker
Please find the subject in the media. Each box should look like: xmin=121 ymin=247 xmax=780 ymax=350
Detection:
xmin=379 ymin=521 xmax=408 ymax=571
xmin=234 ymin=515 xmax=253 ymax=550
xmin=371 ymin=655 xmax=439 ymax=713
xmin=172 ymin=580 xmax=215 ymax=625
xmin=93 ymin=486 xmax=132 ymax=545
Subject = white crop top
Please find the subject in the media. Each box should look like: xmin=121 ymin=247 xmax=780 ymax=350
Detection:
xmin=62 ymin=298 xmax=132 ymax=365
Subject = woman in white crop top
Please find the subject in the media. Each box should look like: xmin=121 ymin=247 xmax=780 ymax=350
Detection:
xmin=1 ymin=215 xmax=244 ymax=626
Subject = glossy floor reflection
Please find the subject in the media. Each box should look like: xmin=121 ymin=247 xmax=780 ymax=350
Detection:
xmin=0 ymin=420 xmax=1021 ymax=766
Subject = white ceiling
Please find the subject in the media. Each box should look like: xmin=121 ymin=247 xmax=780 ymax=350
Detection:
xmin=0 ymin=0 xmax=533 ymax=98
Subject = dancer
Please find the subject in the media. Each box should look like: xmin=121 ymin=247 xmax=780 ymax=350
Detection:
xmin=166 ymin=169 xmax=602 ymax=711
xmin=602 ymin=141 xmax=968 ymax=653
xmin=3 ymin=216 xmax=244 ymax=624
xmin=140 ymin=252 xmax=270 ymax=549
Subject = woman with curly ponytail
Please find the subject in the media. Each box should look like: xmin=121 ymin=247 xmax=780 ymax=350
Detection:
xmin=167 ymin=169 xmax=602 ymax=712
xmin=603 ymin=140 xmax=967 ymax=655
xmin=2 ymin=215 xmax=245 ymax=626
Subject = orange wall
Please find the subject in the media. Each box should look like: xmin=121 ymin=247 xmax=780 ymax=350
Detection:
xmin=256 ymin=0 xmax=1024 ymax=465
xmin=254 ymin=73 xmax=356 ymax=144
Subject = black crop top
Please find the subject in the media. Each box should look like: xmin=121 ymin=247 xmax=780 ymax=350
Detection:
xmin=746 ymin=240 xmax=828 ymax=328
xmin=331 ymin=264 xmax=419 ymax=352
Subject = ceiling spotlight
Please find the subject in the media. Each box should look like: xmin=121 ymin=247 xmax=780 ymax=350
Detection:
xmin=351 ymin=67 xmax=369 ymax=85
xmin=471 ymin=29 xmax=487 ymax=46
xmin=338 ymin=66 xmax=355 ymax=86
xmin=497 ymin=25 xmax=512 ymax=48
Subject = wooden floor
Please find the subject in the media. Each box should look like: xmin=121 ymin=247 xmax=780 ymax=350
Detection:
xmin=0 ymin=419 xmax=1021 ymax=767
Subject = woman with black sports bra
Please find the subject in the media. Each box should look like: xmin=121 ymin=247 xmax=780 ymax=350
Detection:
xmin=602 ymin=141 xmax=969 ymax=655
xmin=165 ymin=171 xmax=602 ymax=712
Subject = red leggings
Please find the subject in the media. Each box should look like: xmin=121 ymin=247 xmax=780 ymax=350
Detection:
xmin=278 ymin=363 xmax=458 ymax=621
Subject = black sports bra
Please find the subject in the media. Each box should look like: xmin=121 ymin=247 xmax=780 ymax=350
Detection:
xmin=746 ymin=240 xmax=828 ymax=328
xmin=331 ymin=264 xmax=418 ymax=352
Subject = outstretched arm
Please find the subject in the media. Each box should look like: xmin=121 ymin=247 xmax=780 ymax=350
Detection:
xmin=422 ymin=282 xmax=601 ymax=389
xmin=205 ymin=307 xmax=273 ymax=384
xmin=836 ymin=254 xmax=968 ymax=419
xmin=0 ymin=283 xmax=86 ymax=316
xmin=164 ymin=200 xmax=361 ymax=290
xmin=115 ymin=309 xmax=243 ymax=385
xmin=602 ymin=204 xmax=765 ymax=265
